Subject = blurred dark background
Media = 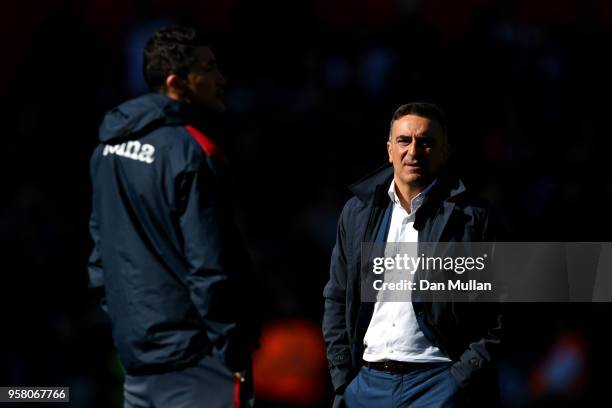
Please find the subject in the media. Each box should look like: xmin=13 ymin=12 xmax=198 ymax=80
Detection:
xmin=2 ymin=0 xmax=612 ymax=407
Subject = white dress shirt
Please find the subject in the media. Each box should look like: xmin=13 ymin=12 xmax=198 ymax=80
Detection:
xmin=362 ymin=179 xmax=451 ymax=363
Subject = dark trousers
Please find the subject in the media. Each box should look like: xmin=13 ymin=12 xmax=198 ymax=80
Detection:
xmin=343 ymin=362 xmax=460 ymax=408
xmin=123 ymin=355 xmax=254 ymax=408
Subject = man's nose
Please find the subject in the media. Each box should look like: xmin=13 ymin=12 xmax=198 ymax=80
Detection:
xmin=218 ymin=72 xmax=227 ymax=86
xmin=407 ymin=141 xmax=418 ymax=157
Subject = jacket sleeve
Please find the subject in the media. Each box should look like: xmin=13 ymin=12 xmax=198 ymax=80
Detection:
xmin=87 ymin=148 xmax=108 ymax=314
xmin=322 ymin=202 xmax=355 ymax=394
xmin=451 ymin=208 xmax=506 ymax=388
xmin=450 ymin=310 xmax=503 ymax=388
xmin=174 ymin=160 xmax=256 ymax=372
xmin=87 ymin=210 xmax=108 ymax=314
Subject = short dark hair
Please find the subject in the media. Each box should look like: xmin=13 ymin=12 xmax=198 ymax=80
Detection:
xmin=389 ymin=102 xmax=448 ymax=141
xmin=143 ymin=26 xmax=209 ymax=92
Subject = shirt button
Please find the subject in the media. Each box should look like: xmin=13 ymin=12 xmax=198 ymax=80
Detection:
xmin=390 ymin=350 xmax=394 ymax=354
xmin=392 ymin=323 xmax=396 ymax=327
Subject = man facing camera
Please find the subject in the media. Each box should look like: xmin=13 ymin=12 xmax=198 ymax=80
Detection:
xmin=323 ymin=103 xmax=503 ymax=407
xmin=88 ymin=26 xmax=259 ymax=408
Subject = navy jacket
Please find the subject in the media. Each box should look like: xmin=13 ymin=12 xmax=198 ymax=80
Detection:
xmin=322 ymin=164 xmax=503 ymax=404
xmin=88 ymin=94 xmax=258 ymax=375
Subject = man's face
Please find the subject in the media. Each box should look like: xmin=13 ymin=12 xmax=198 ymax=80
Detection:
xmin=387 ymin=114 xmax=448 ymax=188
xmin=183 ymin=46 xmax=227 ymax=112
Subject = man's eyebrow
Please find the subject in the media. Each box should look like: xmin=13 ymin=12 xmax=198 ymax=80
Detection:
xmin=394 ymin=133 xmax=437 ymax=143
xmin=396 ymin=133 xmax=431 ymax=139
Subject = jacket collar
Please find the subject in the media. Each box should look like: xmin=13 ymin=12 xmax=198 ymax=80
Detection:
xmin=349 ymin=164 xmax=394 ymax=204
xmin=349 ymin=163 xmax=467 ymax=205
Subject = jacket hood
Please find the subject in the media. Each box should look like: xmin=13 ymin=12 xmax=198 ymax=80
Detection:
xmin=349 ymin=164 xmax=394 ymax=202
xmin=349 ymin=163 xmax=467 ymax=204
xmin=98 ymin=94 xmax=188 ymax=143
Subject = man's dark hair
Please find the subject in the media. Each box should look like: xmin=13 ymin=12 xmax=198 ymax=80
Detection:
xmin=143 ymin=26 xmax=208 ymax=92
xmin=389 ymin=102 xmax=448 ymax=141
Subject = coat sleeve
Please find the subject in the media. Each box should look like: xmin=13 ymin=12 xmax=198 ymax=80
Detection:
xmin=451 ymin=207 xmax=506 ymax=388
xmin=450 ymin=310 xmax=503 ymax=388
xmin=322 ymin=202 xmax=355 ymax=394
xmin=87 ymin=210 xmax=108 ymax=313
xmin=87 ymin=150 xmax=108 ymax=314
xmin=174 ymin=161 xmax=257 ymax=372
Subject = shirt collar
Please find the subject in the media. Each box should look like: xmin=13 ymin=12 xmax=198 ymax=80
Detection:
xmin=388 ymin=178 xmax=438 ymax=212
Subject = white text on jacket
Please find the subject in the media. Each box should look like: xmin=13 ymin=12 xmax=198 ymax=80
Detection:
xmin=102 ymin=141 xmax=155 ymax=163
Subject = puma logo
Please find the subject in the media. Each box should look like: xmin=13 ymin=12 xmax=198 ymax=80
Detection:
xmin=102 ymin=141 xmax=155 ymax=164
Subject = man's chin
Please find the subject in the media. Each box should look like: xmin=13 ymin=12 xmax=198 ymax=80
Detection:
xmin=399 ymin=173 xmax=423 ymax=185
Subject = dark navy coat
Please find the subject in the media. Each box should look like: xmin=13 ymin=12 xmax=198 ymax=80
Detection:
xmin=322 ymin=164 xmax=504 ymax=406
xmin=88 ymin=94 xmax=258 ymax=375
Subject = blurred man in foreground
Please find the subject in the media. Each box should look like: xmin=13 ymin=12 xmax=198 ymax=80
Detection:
xmin=88 ymin=26 xmax=259 ymax=408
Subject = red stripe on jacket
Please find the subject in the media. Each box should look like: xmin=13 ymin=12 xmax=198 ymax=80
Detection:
xmin=185 ymin=125 xmax=225 ymax=159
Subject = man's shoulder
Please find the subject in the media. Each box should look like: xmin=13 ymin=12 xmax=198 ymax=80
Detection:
xmin=448 ymin=193 xmax=496 ymax=235
xmin=143 ymin=126 xmax=209 ymax=171
xmin=452 ymin=190 xmax=508 ymax=239
xmin=436 ymin=174 xmax=493 ymax=214
xmin=341 ymin=195 xmax=368 ymax=217
xmin=454 ymin=192 xmax=496 ymax=217
xmin=144 ymin=125 xmax=197 ymax=147
xmin=336 ymin=195 xmax=374 ymax=240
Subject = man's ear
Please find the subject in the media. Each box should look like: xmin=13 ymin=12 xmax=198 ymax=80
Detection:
xmin=387 ymin=140 xmax=393 ymax=163
xmin=165 ymin=74 xmax=181 ymax=90
xmin=165 ymin=74 xmax=186 ymax=101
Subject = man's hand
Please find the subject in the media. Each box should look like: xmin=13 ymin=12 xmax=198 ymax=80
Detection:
xmin=233 ymin=371 xmax=246 ymax=383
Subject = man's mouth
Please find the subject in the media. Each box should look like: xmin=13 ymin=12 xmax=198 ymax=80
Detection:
xmin=403 ymin=162 xmax=424 ymax=173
